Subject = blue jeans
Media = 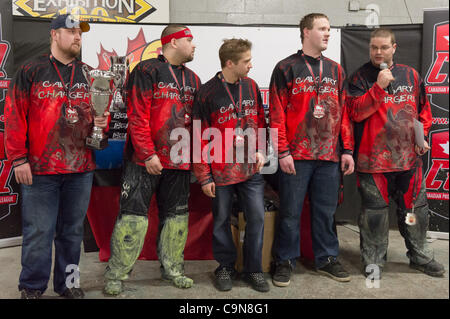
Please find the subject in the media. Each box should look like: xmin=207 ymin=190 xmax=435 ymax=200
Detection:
xmin=19 ymin=172 xmax=94 ymax=294
xmin=273 ymin=160 xmax=340 ymax=268
xmin=212 ymin=174 xmax=265 ymax=273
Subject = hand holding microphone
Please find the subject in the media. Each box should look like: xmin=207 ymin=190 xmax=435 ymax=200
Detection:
xmin=378 ymin=62 xmax=395 ymax=94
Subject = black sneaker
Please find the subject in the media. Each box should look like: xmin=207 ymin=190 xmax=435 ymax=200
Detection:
xmin=410 ymin=259 xmax=445 ymax=277
xmin=214 ymin=267 xmax=237 ymax=291
xmin=20 ymin=289 xmax=42 ymax=299
xmin=316 ymin=258 xmax=351 ymax=282
xmin=244 ymin=272 xmax=270 ymax=292
xmin=59 ymin=287 xmax=85 ymax=299
xmin=272 ymin=260 xmax=292 ymax=287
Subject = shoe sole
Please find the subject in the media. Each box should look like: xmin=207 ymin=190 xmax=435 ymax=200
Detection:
xmin=316 ymin=270 xmax=351 ymax=282
xmin=272 ymin=278 xmax=290 ymax=287
xmin=410 ymin=264 xmax=445 ymax=277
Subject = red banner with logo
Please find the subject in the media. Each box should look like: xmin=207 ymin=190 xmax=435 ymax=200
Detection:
xmin=421 ymin=9 xmax=449 ymax=233
xmin=0 ymin=2 xmax=22 ymax=244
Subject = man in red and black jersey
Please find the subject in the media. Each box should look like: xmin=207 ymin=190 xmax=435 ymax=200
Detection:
xmin=4 ymin=14 xmax=109 ymax=299
xmin=347 ymin=28 xmax=444 ymax=278
xmin=269 ymin=13 xmax=354 ymax=286
xmin=104 ymin=25 xmax=201 ymax=295
xmin=192 ymin=39 xmax=269 ymax=292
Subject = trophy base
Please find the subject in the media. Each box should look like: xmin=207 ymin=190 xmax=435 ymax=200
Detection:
xmin=86 ymin=136 xmax=109 ymax=150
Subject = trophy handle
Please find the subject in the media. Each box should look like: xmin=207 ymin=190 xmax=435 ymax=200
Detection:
xmin=81 ymin=65 xmax=91 ymax=86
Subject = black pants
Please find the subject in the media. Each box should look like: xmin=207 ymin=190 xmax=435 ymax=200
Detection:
xmin=357 ymin=164 xmax=434 ymax=268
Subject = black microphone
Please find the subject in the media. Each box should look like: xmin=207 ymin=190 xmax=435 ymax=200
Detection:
xmin=380 ymin=62 xmax=393 ymax=95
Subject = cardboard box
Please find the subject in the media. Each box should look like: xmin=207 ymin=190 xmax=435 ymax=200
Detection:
xmin=231 ymin=211 xmax=277 ymax=273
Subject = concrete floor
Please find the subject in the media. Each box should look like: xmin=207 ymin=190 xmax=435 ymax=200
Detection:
xmin=0 ymin=225 xmax=448 ymax=300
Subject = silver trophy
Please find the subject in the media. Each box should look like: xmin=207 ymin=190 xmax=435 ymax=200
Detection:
xmin=109 ymin=56 xmax=129 ymax=112
xmin=82 ymin=65 xmax=115 ymax=150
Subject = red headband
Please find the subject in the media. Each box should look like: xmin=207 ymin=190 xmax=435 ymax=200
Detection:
xmin=161 ymin=28 xmax=193 ymax=45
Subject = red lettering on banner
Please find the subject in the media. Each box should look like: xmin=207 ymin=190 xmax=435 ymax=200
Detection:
xmin=427 ymin=192 xmax=450 ymax=200
xmin=435 ymin=24 xmax=449 ymax=52
xmin=425 ymin=159 xmax=449 ymax=191
xmin=426 ymin=52 xmax=449 ymax=84
xmin=0 ymin=42 xmax=8 ymax=78
xmin=426 ymin=86 xmax=449 ymax=94
xmin=0 ymin=160 xmax=14 ymax=194
xmin=432 ymin=117 xmax=449 ymax=125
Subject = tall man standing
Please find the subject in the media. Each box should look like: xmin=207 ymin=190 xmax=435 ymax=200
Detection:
xmin=269 ymin=13 xmax=354 ymax=287
xmin=193 ymin=39 xmax=269 ymax=292
xmin=4 ymin=14 xmax=109 ymax=299
xmin=347 ymin=28 xmax=444 ymax=278
xmin=103 ymin=25 xmax=201 ymax=295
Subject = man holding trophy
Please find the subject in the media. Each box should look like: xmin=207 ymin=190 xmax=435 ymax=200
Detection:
xmin=104 ymin=24 xmax=201 ymax=295
xmin=4 ymin=14 xmax=109 ymax=299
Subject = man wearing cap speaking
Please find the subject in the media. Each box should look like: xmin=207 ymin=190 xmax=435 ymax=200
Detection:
xmin=103 ymin=25 xmax=200 ymax=295
xmin=4 ymin=14 xmax=109 ymax=299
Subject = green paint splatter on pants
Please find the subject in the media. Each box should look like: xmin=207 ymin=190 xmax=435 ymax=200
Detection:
xmin=158 ymin=214 xmax=193 ymax=288
xmin=104 ymin=214 xmax=148 ymax=295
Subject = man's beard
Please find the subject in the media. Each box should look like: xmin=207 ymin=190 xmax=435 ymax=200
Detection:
xmin=61 ymin=44 xmax=81 ymax=59
xmin=183 ymin=53 xmax=194 ymax=64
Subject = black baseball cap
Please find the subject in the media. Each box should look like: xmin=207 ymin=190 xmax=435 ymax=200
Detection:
xmin=50 ymin=14 xmax=90 ymax=33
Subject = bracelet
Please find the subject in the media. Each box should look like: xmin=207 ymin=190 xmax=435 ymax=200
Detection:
xmin=13 ymin=161 xmax=29 ymax=169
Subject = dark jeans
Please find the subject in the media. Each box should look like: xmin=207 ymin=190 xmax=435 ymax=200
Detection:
xmin=19 ymin=172 xmax=94 ymax=294
xmin=212 ymin=174 xmax=265 ymax=273
xmin=273 ymin=160 xmax=340 ymax=268
xmin=357 ymin=169 xmax=434 ymax=267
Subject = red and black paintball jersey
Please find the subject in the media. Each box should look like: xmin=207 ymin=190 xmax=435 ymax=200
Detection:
xmin=192 ymin=72 xmax=267 ymax=186
xmin=4 ymin=54 xmax=95 ymax=175
xmin=269 ymin=50 xmax=354 ymax=162
xmin=125 ymin=55 xmax=201 ymax=170
xmin=347 ymin=62 xmax=432 ymax=173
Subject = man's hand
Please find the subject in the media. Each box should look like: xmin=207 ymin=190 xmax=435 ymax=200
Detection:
xmin=341 ymin=154 xmax=355 ymax=176
xmin=415 ymin=140 xmax=431 ymax=156
xmin=144 ymin=155 xmax=163 ymax=175
xmin=14 ymin=163 xmax=33 ymax=185
xmin=201 ymin=182 xmax=216 ymax=198
xmin=279 ymin=155 xmax=296 ymax=175
xmin=255 ymin=152 xmax=265 ymax=172
xmin=376 ymin=69 xmax=395 ymax=90
xmin=94 ymin=111 xmax=110 ymax=129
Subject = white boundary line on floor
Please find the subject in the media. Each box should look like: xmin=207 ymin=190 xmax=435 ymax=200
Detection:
xmin=0 ymin=236 xmax=22 ymax=249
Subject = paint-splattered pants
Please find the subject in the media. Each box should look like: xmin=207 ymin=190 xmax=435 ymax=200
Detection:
xmin=105 ymin=161 xmax=190 ymax=281
xmin=357 ymin=163 xmax=434 ymax=268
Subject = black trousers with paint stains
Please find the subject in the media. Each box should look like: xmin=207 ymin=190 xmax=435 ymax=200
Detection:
xmin=357 ymin=165 xmax=434 ymax=268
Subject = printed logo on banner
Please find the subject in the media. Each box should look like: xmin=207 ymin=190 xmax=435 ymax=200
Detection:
xmin=425 ymin=130 xmax=449 ymax=201
xmin=0 ymin=14 xmax=18 ymax=221
xmin=425 ymin=21 xmax=449 ymax=111
xmin=13 ymin=0 xmax=157 ymax=23
xmin=0 ymin=14 xmax=11 ymax=102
